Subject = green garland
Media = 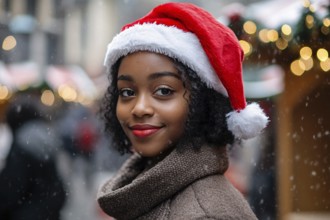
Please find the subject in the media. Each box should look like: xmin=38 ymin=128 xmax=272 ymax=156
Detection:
xmin=228 ymin=2 xmax=330 ymax=74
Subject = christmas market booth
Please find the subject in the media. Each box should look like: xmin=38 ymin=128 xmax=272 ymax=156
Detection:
xmin=227 ymin=0 xmax=329 ymax=219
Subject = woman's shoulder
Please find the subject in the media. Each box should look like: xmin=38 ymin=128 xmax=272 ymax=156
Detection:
xmin=168 ymin=174 xmax=258 ymax=219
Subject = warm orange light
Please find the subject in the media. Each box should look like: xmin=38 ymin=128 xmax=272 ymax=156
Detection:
xmin=309 ymin=4 xmax=315 ymax=12
xmin=267 ymin=29 xmax=279 ymax=42
xmin=303 ymin=0 xmax=311 ymax=8
xmin=300 ymin=57 xmax=313 ymax=71
xmin=58 ymin=85 xmax=77 ymax=102
xmin=300 ymin=46 xmax=312 ymax=60
xmin=258 ymin=29 xmax=269 ymax=43
xmin=275 ymin=38 xmax=288 ymax=50
xmin=239 ymin=40 xmax=252 ymax=56
xmin=0 ymin=85 xmax=10 ymax=100
xmin=317 ymin=48 xmax=329 ymax=62
xmin=2 ymin=35 xmax=17 ymax=51
xmin=281 ymin=24 xmax=292 ymax=36
xmin=323 ymin=18 xmax=330 ymax=27
xmin=321 ymin=26 xmax=329 ymax=35
xmin=243 ymin=21 xmax=257 ymax=35
xmin=320 ymin=58 xmax=330 ymax=72
xmin=290 ymin=60 xmax=305 ymax=76
xmin=41 ymin=90 xmax=55 ymax=106
xmin=305 ymin=15 xmax=314 ymax=29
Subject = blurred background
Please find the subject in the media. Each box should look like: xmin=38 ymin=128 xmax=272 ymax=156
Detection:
xmin=0 ymin=0 xmax=329 ymax=220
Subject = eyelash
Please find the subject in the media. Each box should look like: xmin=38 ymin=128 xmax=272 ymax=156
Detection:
xmin=154 ymin=86 xmax=174 ymax=96
xmin=118 ymin=86 xmax=174 ymax=98
xmin=119 ymin=88 xmax=135 ymax=97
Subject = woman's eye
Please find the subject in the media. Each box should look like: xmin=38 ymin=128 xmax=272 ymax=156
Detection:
xmin=119 ymin=88 xmax=135 ymax=97
xmin=154 ymin=87 xmax=174 ymax=96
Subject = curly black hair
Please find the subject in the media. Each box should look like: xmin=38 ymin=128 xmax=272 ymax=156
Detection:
xmin=101 ymin=57 xmax=234 ymax=155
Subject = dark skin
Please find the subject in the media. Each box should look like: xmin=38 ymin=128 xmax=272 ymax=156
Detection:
xmin=101 ymin=52 xmax=234 ymax=155
xmin=116 ymin=51 xmax=190 ymax=157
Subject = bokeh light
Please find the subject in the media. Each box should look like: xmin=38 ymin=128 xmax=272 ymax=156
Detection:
xmin=2 ymin=35 xmax=17 ymax=51
xmin=305 ymin=15 xmax=314 ymax=29
xmin=300 ymin=46 xmax=312 ymax=60
xmin=281 ymin=24 xmax=292 ymax=36
xmin=303 ymin=0 xmax=311 ymax=8
xmin=41 ymin=90 xmax=55 ymax=106
xmin=320 ymin=58 xmax=330 ymax=72
xmin=243 ymin=21 xmax=257 ymax=35
xmin=290 ymin=59 xmax=305 ymax=76
xmin=267 ymin=29 xmax=279 ymax=42
xmin=58 ymin=84 xmax=77 ymax=102
xmin=323 ymin=18 xmax=330 ymax=27
xmin=316 ymin=48 xmax=329 ymax=62
xmin=258 ymin=29 xmax=269 ymax=43
xmin=239 ymin=40 xmax=252 ymax=56
xmin=300 ymin=57 xmax=313 ymax=71
xmin=275 ymin=38 xmax=288 ymax=50
xmin=0 ymin=85 xmax=10 ymax=100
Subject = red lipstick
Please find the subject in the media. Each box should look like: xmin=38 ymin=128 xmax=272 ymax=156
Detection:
xmin=130 ymin=124 xmax=161 ymax=138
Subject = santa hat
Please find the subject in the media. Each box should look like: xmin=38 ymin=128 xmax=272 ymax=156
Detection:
xmin=104 ymin=2 xmax=268 ymax=139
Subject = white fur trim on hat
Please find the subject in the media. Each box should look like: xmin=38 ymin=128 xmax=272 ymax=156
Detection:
xmin=226 ymin=103 xmax=269 ymax=139
xmin=104 ymin=23 xmax=228 ymax=96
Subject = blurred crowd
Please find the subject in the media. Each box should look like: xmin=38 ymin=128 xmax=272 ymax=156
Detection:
xmin=0 ymin=89 xmax=128 ymax=220
xmin=0 ymin=88 xmax=275 ymax=220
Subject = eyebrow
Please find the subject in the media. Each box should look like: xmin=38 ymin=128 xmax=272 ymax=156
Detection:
xmin=148 ymin=71 xmax=181 ymax=81
xmin=117 ymin=75 xmax=133 ymax=82
xmin=117 ymin=71 xmax=181 ymax=82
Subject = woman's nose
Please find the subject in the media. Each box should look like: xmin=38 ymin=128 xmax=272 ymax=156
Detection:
xmin=131 ymin=94 xmax=154 ymax=118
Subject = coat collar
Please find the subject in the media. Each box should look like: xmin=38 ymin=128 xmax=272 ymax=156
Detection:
xmin=97 ymin=146 xmax=228 ymax=219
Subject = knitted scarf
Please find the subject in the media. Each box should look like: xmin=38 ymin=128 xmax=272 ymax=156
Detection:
xmin=97 ymin=145 xmax=228 ymax=220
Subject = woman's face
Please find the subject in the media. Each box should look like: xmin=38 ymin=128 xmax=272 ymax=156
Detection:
xmin=116 ymin=51 xmax=189 ymax=157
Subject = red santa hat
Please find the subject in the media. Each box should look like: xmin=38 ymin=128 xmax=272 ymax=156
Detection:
xmin=104 ymin=2 xmax=268 ymax=139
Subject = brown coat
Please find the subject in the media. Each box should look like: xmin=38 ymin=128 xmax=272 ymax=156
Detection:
xmin=97 ymin=146 xmax=257 ymax=220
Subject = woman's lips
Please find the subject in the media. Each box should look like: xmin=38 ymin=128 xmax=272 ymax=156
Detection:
xmin=130 ymin=124 xmax=162 ymax=138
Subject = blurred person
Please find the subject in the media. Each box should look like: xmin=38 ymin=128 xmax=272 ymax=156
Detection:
xmin=0 ymin=112 xmax=12 ymax=172
xmin=54 ymin=101 xmax=127 ymax=220
xmin=97 ymin=2 xmax=268 ymax=219
xmin=0 ymin=92 xmax=66 ymax=220
xmin=54 ymin=102 xmax=121 ymax=220
xmin=55 ymin=102 xmax=99 ymax=220
xmin=55 ymin=103 xmax=96 ymax=157
xmin=248 ymin=119 xmax=277 ymax=220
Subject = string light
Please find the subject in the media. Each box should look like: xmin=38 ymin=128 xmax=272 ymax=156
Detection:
xmin=300 ymin=46 xmax=312 ymax=60
xmin=303 ymin=0 xmax=311 ymax=8
xmin=2 ymin=35 xmax=17 ymax=51
xmin=58 ymin=84 xmax=77 ymax=102
xmin=243 ymin=21 xmax=257 ymax=35
xmin=321 ymin=25 xmax=329 ymax=35
xmin=300 ymin=57 xmax=313 ymax=71
xmin=309 ymin=4 xmax=315 ymax=13
xmin=323 ymin=18 xmax=330 ymax=27
xmin=320 ymin=58 xmax=330 ymax=72
xmin=239 ymin=40 xmax=252 ymax=56
xmin=281 ymin=24 xmax=292 ymax=36
xmin=250 ymin=28 xmax=279 ymax=43
xmin=258 ymin=29 xmax=269 ymax=43
xmin=41 ymin=90 xmax=55 ymax=106
xmin=290 ymin=59 xmax=305 ymax=76
xmin=0 ymin=85 xmax=10 ymax=100
xmin=267 ymin=29 xmax=279 ymax=42
xmin=305 ymin=15 xmax=314 ymax=29
xmin=275 ymin=38 xmax=288 ymax=50
xmin=231 ymin=0 xmax=329 ymax=79
xmin=316 ymin=48 xmax=329 ymax=62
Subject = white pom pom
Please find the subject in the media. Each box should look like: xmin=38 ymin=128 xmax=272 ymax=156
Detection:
xmin=226 ymin=103 xmax=269 ymax=139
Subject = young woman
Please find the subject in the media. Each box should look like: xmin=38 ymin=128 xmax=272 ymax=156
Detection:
xmin=98 ymin=2 xmax=268 ymax=219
